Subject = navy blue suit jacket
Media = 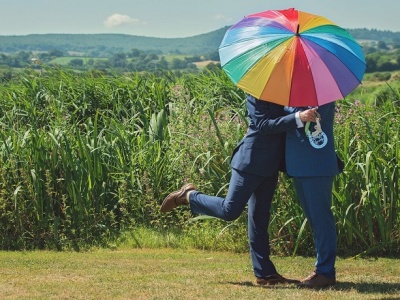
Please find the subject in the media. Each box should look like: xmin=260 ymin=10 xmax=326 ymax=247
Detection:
xmin=285 ymin=102 xmax=344 ymax=177
xmin=230 ymin=95 xmax=300 ymax=177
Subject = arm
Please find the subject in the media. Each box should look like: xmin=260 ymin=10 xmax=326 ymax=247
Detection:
xmin=285 ymin=106 xmax=318 ymax=123
xmin=247 ymin=95 xmax=317 ymax=135
xmin=252 ymin=107 xmax=297 ymax=135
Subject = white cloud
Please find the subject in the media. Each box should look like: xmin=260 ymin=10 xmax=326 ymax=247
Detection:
xmin=213 ymin=14 xmax=233 ymax=23
xmin=104 ymin=13 xmax=141 ymax=27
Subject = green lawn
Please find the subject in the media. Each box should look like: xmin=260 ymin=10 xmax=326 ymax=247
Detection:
xmin=0 ymin=249 xmax=399 ymax=300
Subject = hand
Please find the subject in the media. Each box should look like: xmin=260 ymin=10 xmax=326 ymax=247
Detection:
xmin=299 ymin=108 xmax=318 ymax=123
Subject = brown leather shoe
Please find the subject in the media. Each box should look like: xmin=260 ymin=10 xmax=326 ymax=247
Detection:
xmin=297 ymin=271 xmax=336 ymax=289
xmin=256 ymin=274 xmax=300 ymax=286
xmin=160 ymin=183 xmax=196 ymax=213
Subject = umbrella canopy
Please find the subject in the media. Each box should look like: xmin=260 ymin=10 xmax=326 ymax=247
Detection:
xmin=218 ymin=8 xmax=366 ymax=107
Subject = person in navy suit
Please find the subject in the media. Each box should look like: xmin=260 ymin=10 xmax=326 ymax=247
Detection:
xmin=161 ymin=94 xmax=317 ymax=285
xmin=285 ymin=102 xmax=343 ymax=288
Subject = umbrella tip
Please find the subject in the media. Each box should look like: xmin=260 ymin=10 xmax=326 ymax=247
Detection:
xmin=295 ymin=24 xmax=300 ymax=36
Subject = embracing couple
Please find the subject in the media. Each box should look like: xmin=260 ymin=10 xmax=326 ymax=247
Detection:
xmin=161 ymin=94 xmax=343 ymax=289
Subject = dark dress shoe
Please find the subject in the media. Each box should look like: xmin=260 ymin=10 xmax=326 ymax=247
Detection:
xmin=297 ymin=271 xmax=336 ymax=289
xmin=256 ymin=274 xmax=300 ymax=286
xmin=160 ymin=183 xmax=196 ymax=213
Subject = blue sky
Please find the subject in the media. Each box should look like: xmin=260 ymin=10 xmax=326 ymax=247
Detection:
xmin=1 ymin=0 xmax=399 ymax=37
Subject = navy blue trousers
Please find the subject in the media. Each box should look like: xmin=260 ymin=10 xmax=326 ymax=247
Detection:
xmin=293 ymin=176 xmax=337 ymax=278
xmin=189 ymin=168 xmax=279 ymax=278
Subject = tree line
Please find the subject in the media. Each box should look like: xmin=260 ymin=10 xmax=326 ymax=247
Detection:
xmin=0 ymin=47 xmax=221 ymax=77
xmin=1 ymin=41 xmax=400 ymax=78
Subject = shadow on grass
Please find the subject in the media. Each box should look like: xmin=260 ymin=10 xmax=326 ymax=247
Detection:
xmin=225 ymin=281 xmax=299 ymax=289
xmin=225 ymin=281 xmax=254 ymax=287
xmin=225 ymin=281 xmax=400 ymax=295
xmin=334 ymin=281 xmax=400 ymax=295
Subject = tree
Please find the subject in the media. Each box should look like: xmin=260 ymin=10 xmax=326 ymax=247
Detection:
xmin=205 ymin=51 xmax=220 ymax=61
xmin=48 ymin=49 xmax=64 ymax=57
xmin=69 ymin=59 xmax=84 ymax=67
xmin=158 ymin=57 xmax=169 ymax=69
xmin=93 ymin=60 xmax=111 ymax=69
xmin=16 ymin=51 xmax=31 ymax=64
xmin=130 ymin=48 xmax=141 ymax=57
xmin=171 ymin=58 xmax=186 ymax=69
xmin=109 ymin=53 xmax=127 ymax=68
xmin=203 ymin=62 xmax=221 ymax=72
xmin=377 ymin=41 xmax=388 ymax=50
xmin=378 ymin=61 xmax=397 ymax=72
xmin=148 ymin=53 xmax=159 ymax=61
xmin=365 ymin=56 xmax=377 ymax=73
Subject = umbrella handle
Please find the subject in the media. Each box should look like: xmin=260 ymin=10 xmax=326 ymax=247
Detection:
xmin=305 ymin=121 xmax=328 ymax=149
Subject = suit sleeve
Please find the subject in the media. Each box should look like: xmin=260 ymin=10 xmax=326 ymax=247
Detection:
xmin=250 ymin=100 xmax=298 ymax=135
xmin=284 ymin=106 xmax=307 ymax=114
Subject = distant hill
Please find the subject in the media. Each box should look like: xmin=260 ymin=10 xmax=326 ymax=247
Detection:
xmin=0 ymin=27 xmax=399 ymax=57
xmin=0 ymin=27 xmax=230 ymax=56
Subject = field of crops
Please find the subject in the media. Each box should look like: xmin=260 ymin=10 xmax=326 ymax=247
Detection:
xmin=0 ymin=67 xmax=398 ymax=256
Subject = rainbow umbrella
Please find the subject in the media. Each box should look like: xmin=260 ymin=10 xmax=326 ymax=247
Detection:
xmin=218 ymin=8 xmax=366 ymax=106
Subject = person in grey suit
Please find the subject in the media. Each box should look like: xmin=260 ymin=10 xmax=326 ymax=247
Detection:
xmin=285 ymin=102 xmax=343 ymax=288
xmin=161 ymin=94 xmax=317 ymax=285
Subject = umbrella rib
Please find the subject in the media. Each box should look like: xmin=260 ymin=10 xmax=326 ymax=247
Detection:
xmin=303 ymin=35 xmax=366 ymax=82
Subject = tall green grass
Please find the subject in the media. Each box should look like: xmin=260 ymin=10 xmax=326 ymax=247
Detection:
xmin=332 ymin=98 xmax=400 ymax=255
xmin=0 ymin=67 xmax=398 ymax=256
